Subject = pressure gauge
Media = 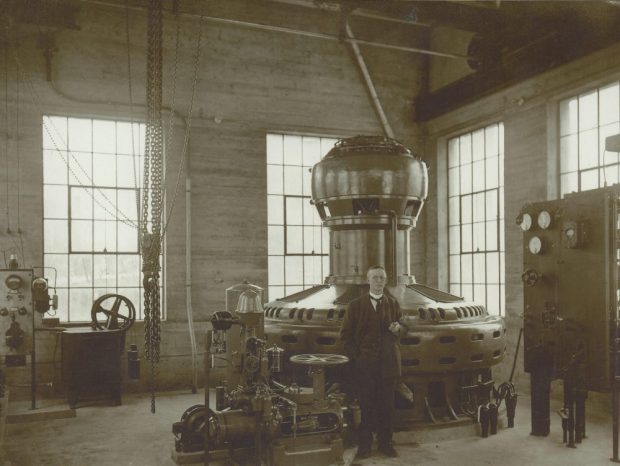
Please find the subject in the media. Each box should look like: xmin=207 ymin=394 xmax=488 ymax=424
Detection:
xmin=5 ymin=275 xmax=22 ymax=291
xmin=518 ymin=213 xmax=533 ymax=231
xmin=528 ymin=236 xmax=543 ymax=255
xmin=537 ymin=210 xmax=552 ymax=230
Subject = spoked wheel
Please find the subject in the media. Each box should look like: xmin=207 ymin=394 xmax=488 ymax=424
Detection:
xmin=91 ymin=294 xmax=136 ymax=331
xmin=289 ymin=353 xmax=349 ymax=367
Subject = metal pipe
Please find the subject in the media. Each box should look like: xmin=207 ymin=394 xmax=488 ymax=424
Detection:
xmin=204 ymin=329 xmax=212 ymax=466
xmin=344 ymin=21 xmax=395 ymax=140
xmin=80 ymin=0 xmax=469 ymax=60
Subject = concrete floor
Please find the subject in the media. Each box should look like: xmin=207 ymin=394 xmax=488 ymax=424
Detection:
xmin=1 ymin=390 xmax=616 ymax=466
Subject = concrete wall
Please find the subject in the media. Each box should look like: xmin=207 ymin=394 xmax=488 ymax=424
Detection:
xmin=0 ymin=1 xmax=426 ymax=397
xmin=424 ymin=41 xmax=620 ymax=392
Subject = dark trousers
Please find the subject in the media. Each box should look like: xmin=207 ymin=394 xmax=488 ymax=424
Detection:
xmin=355 ymin=367 xmax=397 ymax=450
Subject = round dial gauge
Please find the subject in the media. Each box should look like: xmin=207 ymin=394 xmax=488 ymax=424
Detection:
xmin=5 ymin=275 xmax=22 ymax=290
xmin=528 ymin=236 xmax=543 ymax=255
xmin=519 ymin=213 xmax=533 ymax=231
xmin=537 ymin=210 xmax=552 ymax=229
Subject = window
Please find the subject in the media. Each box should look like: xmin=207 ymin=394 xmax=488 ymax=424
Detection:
xmin=266 ymin=134 xmax=338 ymax=301
xmin=42 ymin=116 xmax=161 ymax=322
xmin=559 ymin=81 xmax=620 ymax=196
xmin=447 ymin=123 xmax=505 ymax=315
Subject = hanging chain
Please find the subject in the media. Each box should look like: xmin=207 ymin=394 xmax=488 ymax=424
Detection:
xmin=143 ymin=0 xmax=164 ymax=414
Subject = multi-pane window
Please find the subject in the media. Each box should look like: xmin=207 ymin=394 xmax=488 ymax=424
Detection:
xmin=266 ymin=134 xmax=338 ymax=301
xmin=42 ymin=115 xmax=161 ymax=322
xmin=447 ymin=123 xmax=505 ymax=316
xmin=559 ymin=81 xmax=620 ymax=196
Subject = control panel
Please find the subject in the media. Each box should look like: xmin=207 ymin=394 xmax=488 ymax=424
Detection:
xmin=0 ymin=269 xmax=41 ymax=359
xmin=520 ymin=186 xmax=620 ymax=392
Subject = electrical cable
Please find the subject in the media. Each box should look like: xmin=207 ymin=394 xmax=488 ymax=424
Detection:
xmin=4 ymin=45 xmax=10 ymax=234
xmin=509 ymin=327 xmax=523 ymax=383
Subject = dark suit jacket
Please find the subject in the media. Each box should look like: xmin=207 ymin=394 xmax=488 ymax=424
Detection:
xmin=339 ymin=291 xmax=404 ymax=378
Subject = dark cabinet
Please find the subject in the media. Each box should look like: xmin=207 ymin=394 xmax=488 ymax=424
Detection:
xmin=61 ymin=328 xmax=122 ymax=408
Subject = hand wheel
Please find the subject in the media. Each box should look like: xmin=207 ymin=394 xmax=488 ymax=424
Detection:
xmin=91 ymin=294 xmax=136 ymax=331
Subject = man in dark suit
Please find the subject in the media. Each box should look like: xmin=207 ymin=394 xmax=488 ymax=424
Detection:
xmin=339 ymin=265 xmax=405 ymax=459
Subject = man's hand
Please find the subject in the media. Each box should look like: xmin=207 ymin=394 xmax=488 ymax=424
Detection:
xmin=388 ymin=321 xmax=402 ymax=336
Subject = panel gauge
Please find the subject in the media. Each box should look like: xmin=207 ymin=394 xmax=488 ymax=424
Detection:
xmin=528 ymin=236 xmax=543 ymax=255
xmin=518 ymin=213 xmax=533 ymax=231
xmin=537 ymin=210 xmax=552 ymax=230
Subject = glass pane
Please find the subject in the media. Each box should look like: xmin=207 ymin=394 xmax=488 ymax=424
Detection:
xmin=448 ymin=197 xmax=459 ymax=226
xmin=462 ymin=284 xmax=473 ymax=302
xmin=268 ymin=226 xmax=284 ymax=254
xmin=472 ymin=192 xmax=485 ymax=222
xmin=322 ymin=256 xmax=329 ymax=276
xmin=461 ymin=195 xmax=472 ymax=224
xmin=285 ymin=197 xmax=303 ymax=225
xmin=579 ymin=129 xmax=598 ymax=169
xmin=117 ymin=255 xmax=140 ymax=287
xmin=486 ymin=220 xmax=498 ymax=250
xmin=68 ymin=118 xmax=92 ymax=152
xmin=116 ymin=190 xmax=139 ymax=222
xmin=94 ymin=220 xmax=117 ymax=253
xmin=561 ymin=172 xmax=578 ymax=197
xmin=485 ymin=125 xmax=499 ymax=157
xmin=69 ymin=151 xmax=93 ymax=186
xmin=461 ymin=255 xmax=472 ymax=284
xmin=302 ymin=137 xmax=321 ymax=167
xmin=92 ymin=188 xmax=117 ymax=221
xmin=117 ymin=122 xmax=141 ymax=155
xmin=93 ymin=120 xmax=116 ymax=154
xmin=303 ymin=199 xmax=317 ymax=226
xmin=311 ymin=227 xmax=323 ymax=254
xmin=499 ymin=187 xmax=504 ymax=220
xmin=472 ymin=222 xmax=484 ymax=251
xmin=94 ymin=254 xmax=117 ymax=287
xmin=462 ymin=224 xmax=472 ymax=253
xmin=579 ymin=91 xmax=598 ymax=131
xmin=304 ymin=255 xmax=322 ymax=285
xmin=286 ymin=226 xmax=303 ymax=253
xmin=459 ymin=134 xmax=472 ymax=164
xmin=322 ymin=229 xmax=329 ymax=254
xmin=499 ymin=219 xmax=505 ymax=251
xmin=449 ymin=226 xmax=460 ymax=255
xmin=69 ymin=288 xmax=93 ymax=322
xmin=69 ymin=254 xmax=93 ymax=287
xmin=284 ymin=256 xmax=303 ymax=285
xmin=286 ymin=285 xmax=303 ymax=295
xmin=486 ymin=252 xmax=500 ymax=283
xmin=93 ymin=153 xmax=116 ymax=187
xmin=472 ymin=129 xmax=485 ymax=161
xmin=303 ymin=226 xmax=316 ymax=254
xmin=473 ymin=253 xmax=485 ymax=283
xmin=302 ymin=167 xmax=312 ymax=196
xmin=560 ymin=98 xmax=578 ymax=136
xmin=448 ymin=138 xmax=459 ymax=168
xmin=599 ymin=83 xmax=620 ymax=126
xmin=560 ymin=135 xmax=578 ymax=173
xmin=283 ymin=135 xmax=302 ymax=165
xmin=498 ymin=124 xmax=504 ymax=156
xmin=43 ymin=150 xmax=68 ymax=184
xmin=44 ymin=219 xmax=68 ymax=253
xmin=44 ymin=254 xmax=69 ymax=287
xmin=474 ymin=284 xmax=486 ymax=304
xmin=117 ymin=154 xmax=142 ymax=188
xmin=267 ymin=165 xmax=283 ymax=195
xmin=486 ymin=190 xmax=498 ymax=219
xmin=268 ymin=195 xmax=283 ymax=225
xmin=472 ymin=160 xmax=484 ymax=191
xmin=268 ymin=256 xmax=284 ymax=285
xmin=449 ymin=255 xmax=460 ymax=282
xmin=485 ymin=156 xmax=499 ymax=189
xmin=266 ymin=134 xmax=284 ymax=165
xmin=43 ymin=116 xmax=67 ymax=150
xmin=601 ymin=122 xmax=620 ymax=166
xmin=487 ymin=284 xmax=500 ymax=315
xmin=268 ymin=286 xmax=285 ymax=302
xmin=460 ymin=163 xmax=472 ymax=194
xmin=44 ymin=185 xmax=68 ymax=219
xmin=116 ymin=287 xmax=142 ymax=319
xmin=283 ymin=166 xmax=303 ymax=195
xmin=54 ymin=290 xmax=69 ymax=322
xmin=448 ymin=167 xmax=460 ymax=197
xmin=71 ymin=220 xmax=93 ymax=251
xmin=580 ymin=168 xmax=599 ymax=191
xmin=71 ymin=188 xmax=93 ymax=219
xmin=449 ymin=283 xmax=461 ymax=297
xmin=320 ymin=138 xmax=337 ymax=158
xmin=117 ymin=222 xmax=138 ymax=252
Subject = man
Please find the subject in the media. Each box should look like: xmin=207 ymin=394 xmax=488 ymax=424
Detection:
xmin=339 ymin=265 xmax=405 ymax=459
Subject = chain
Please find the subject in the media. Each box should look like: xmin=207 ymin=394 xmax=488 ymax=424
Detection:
xmin=143 ymin=0 xmax=164 ymax=414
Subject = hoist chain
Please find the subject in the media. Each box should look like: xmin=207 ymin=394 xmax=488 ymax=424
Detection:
xmin=143 ymin=0 xmax=164 ymax=414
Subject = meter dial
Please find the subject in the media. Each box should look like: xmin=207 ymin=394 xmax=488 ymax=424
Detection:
xmin=518 ymin=213 xmax=533 ymax=231
xmin=5 ymin=275 xmax=22 ymax=290
xmin=528 ymin=236 xmax=543 ymax=254
xmin=537 ymin=210 xmax=552 ymax=229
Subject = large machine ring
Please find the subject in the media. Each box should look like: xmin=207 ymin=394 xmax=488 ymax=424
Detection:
xmin=289 ymin=354 xmax=349 ymax=366
xmin=91 ymin=294 xmax=136 ymax=331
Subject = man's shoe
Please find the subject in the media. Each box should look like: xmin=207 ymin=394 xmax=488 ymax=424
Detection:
xmin=378 ymin=445 xmax=398 ymax=458
xmin=354 ymin=447 xmax=371 ymax=460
